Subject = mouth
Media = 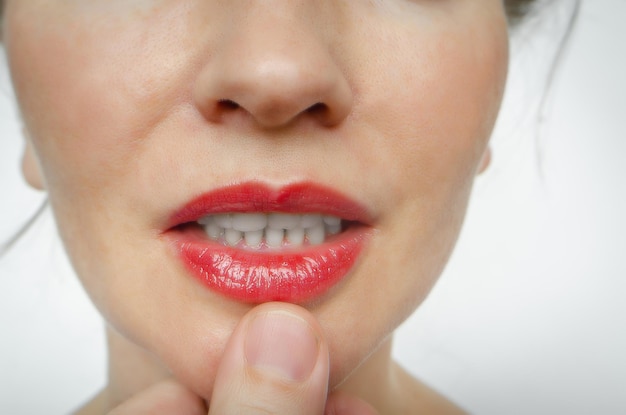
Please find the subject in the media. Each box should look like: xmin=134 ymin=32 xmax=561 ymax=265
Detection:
xmin=163 ymin=182 xmax=373 ymax=304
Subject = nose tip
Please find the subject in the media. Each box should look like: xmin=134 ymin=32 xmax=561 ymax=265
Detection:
xmin=196 ymin=57 xmax=352 ymax=128
xmin=193 ymin=13 xmax=352 ymax=129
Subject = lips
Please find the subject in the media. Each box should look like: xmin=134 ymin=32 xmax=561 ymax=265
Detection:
xmin=164 ymin=182 xmax=373 ymax=303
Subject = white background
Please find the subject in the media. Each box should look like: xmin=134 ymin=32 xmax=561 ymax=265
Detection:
xmin=1 ymin=1 xmax=625 ymax=414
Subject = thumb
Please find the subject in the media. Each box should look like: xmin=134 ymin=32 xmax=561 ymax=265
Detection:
xmin=209 ymin=302 xmax=329 ymax=415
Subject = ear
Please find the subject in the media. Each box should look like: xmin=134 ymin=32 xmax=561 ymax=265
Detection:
xmin=21 ymin=128 xmax=46 ymax=191
xmin=476 ymin=146 xmax=491 ymax=175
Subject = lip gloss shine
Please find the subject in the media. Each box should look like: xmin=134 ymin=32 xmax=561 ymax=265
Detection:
xmin=165 ymin=182 xmax=372 ymax=303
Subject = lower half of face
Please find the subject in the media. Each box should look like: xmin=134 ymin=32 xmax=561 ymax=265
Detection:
xmin=4 ymin=0 xmax=508 ymax=397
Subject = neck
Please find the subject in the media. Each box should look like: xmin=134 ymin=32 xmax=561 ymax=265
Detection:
xmin=336 ymin=337 xmax=404 ymax=413
xmin=105 ymin=326 xmax=171 ymax=409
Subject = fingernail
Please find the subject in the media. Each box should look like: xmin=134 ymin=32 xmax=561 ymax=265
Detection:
xmin=245 ymin=311 xmax=319 ymax=382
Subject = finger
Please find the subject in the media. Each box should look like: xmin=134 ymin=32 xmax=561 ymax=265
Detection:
xmin=107 ymin=379 xmax=206 ymax=415
xmin=209 ymin=302 xmax=329 ymax=415
xmin=325 ymin=393 xmax=380 ymax=415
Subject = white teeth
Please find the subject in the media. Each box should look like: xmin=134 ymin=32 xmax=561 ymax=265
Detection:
xmin=198 ymin=216 xmax=214 ymax=226
xmin=286 ymin=227 xmax=305 ymax=246
xmin=300 ymin=213 xmax=322 ymax=228
xmin=268 ymin=213 xmax=300 ymax=230
xmin=214 ymin=214 xmax=232 ymax=228
xmin=225 ymin=228 xmax=242 ymax=246
xmin=265 ymin=228 xmax=285 ymax=247
xmin=327 ymin=224 xmax=342 ymax=235
xmin=199 ymin=212 xmax=345 ymax=248
xmin=232 ymin=213 xmax=268 ymax=232
xmin=306 ymin=223 xmax=326 ymax=245
xmin=206 ymin=221 xmax=223 ymax=239
xmin=323 ymin=215 xmax=341 ymax=226
xmin=244 ymin=230 xmax=263 ymax=248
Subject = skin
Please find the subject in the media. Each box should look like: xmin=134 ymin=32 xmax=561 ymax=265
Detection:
xmin=3 ymin=0 xmax=509 ymax=413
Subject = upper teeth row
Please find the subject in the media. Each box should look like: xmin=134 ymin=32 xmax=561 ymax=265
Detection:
xmin=197 ymin=213 xmax=343 ymax=248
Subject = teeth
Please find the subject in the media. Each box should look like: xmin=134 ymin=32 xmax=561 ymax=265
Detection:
xmin=232 ymin=213 xmax=267 ymax=232
xmin=224 ymin=228 xmax=242 ymax=246
xmin=306 ymin=223 xmax=326 ymax=245
xmin=198 ymin=216 xmax=214 ymax=226
xmin=199 ymin=213 xmax=344 ymax=248
xmin=244 ymin=230 xmax=263 ymax=248
xmin=300 ymin=214 xmax=322 ymax=228
xmin=323 ymin=215 xmax=341 ymax=226
xmin=206 ymin=220 xmax=223 ymax=239
xmin=214 ymin=214 xmax=232 ymax=228
xmin=266 ymin=228 xmax=285 ymax=247
xmin=327 ymin=223 xmax=342 ymax=235
xmin=286 ymin=227 xmax=305 ymax=246
xmin=268 ymin=213 xmax=300 ymax=230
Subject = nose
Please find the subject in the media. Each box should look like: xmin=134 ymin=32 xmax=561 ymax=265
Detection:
xmin=193 ymin=4 xmax=353 ymax=129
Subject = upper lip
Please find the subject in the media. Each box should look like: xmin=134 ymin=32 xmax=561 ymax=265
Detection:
xmin=167 ymin=181 xmax=374 ymax=229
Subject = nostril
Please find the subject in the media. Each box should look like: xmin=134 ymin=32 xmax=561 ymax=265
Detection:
xmin=306 ymin=102 xmax=328 ymax=115
xmin=218 ymin=99 xmax=240 ymax=111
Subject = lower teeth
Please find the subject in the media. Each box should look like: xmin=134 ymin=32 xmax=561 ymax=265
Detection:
xmin=198 ymin=214 xmax=343 ymax=248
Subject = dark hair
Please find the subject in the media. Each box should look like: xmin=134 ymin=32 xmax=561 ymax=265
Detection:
xmin=505 ymin=0 xmax=539 ymax=24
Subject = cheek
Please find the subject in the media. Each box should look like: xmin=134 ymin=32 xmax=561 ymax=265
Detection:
xmin=4 ymin=0 xmax=192 ymax=342
xmin=373 ymin=31 xmax=506 ymax=196
xmin=4 ymin=4 xmax=204 ymax=282
xmin=4 ymin=3 xmax=197 ymax=195
xmin=350 ymin=12 xmax=508 ymax=243
xmin=340 ymin=9 xmax=509 ymax=336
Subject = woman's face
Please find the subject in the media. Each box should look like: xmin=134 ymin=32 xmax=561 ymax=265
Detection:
xmin=4 ymin=0 xmax=508 ymax=398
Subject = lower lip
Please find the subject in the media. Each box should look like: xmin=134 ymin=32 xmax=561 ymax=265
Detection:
xmin=168 ymin=226 xmax=370 ymax=303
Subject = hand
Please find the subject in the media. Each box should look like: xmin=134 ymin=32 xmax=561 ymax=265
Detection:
xmin=108 ymin=302 xmax=378 ymax=415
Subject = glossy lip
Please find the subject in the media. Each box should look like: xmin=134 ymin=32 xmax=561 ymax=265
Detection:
xmin=164 ymin=182 xmax=373 ymax=304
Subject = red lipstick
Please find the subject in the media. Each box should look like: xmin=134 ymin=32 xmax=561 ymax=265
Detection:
xmin=165 ymin=182 xmax=372 ymax=303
